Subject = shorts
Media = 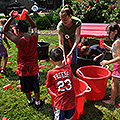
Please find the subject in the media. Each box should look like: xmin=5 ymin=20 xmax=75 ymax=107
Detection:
xmin=20 ymin=73 xmax=40 ymax=93
xmin=54 ymin=106 xmax=76 ymax=120
xmin=0 ymin=45 xmax=8 ymax=59
xmin=112 ymin=62 xmax=120 ymax=78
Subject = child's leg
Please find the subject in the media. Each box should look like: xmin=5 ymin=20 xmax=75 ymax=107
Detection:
xmin=116 ymin=80 xmax=120 ymax=97
xmin=2 ymin=57 xmax=8 ymax=70
xmin=25 ymin=93 xmax=32 ymax=101
xmin=103 ymin=76 xmax=119 ymax=105
xmin=0 ymin=57 xmax=2 ymax=69
xmin=34 ymin=90 xmax=40 ymax=101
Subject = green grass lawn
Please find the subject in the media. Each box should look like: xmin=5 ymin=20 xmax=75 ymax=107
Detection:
xmin=0 ymin=34 xmax=120 ymax=120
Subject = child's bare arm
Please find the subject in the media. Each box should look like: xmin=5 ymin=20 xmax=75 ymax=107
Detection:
xmin=93 ymin=53 xmax=104 ymax=61
xmin=25 ymin=13 xmax=38 ymax=37
xmin=103 ymin=43 xmax=112 ymax=51
xmin=2 ymin=11 xmax=19 ymax=45
xmin=2 ymin=34 xmax=11 ymax=49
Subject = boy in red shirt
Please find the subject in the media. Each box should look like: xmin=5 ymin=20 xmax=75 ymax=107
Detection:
xmin=45 ymin=47 xmax=76 ymax=120
xmin=2 ymin=11 xmax=44 ymax=110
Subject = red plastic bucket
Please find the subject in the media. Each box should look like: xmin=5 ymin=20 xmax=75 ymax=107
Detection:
xmin=47 ymin=78 xmax=91 ymax=120
xmin=76 ymin=65 xmax=111 ymax=101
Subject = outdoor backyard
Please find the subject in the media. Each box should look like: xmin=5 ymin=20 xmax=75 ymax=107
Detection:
xmin=0 ymin=0 xmax=120 ymax=120
xmin=0 ymin=33 xmax=120 ymax=120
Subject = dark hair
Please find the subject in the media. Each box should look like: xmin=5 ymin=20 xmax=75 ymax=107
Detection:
xmin=108 ymin=22 xmax=120 ymax=40
xmin=15 ymin=20 xmax=28 ymax=33
xmin=80 ymin=39 xmax=89 ymax=46
xmin=59 ymin=4 xmax=74 ymax=17
xmin=50 ymin=47 xmax=64 ymax=62
xmin=64 ymin=4 xmax=74 ymax=16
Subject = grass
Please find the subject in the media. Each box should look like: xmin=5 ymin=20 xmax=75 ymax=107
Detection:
xmin=0 ymin=34 xmax=120 ymax=120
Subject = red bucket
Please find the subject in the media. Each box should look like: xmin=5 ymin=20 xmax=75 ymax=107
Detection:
xmin=76 ymin=65 xmax=111 ymax=101
xmin=47 ymin=78 xmax=91 ymax=120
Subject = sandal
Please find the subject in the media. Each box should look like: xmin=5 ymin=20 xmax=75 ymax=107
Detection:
xmin=1 ymin=69 xmax=8 ymax=77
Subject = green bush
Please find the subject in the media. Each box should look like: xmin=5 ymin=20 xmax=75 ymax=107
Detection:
xmin=72 ymin=0 xmax=116 ymax=23
xmin=102 ymin=4 xmax=120 ymax=23
xmin=53 ymin=7 xmax=62 ymax=27
xmin=35 ymin=16 xmax=51 ymax=30
xmin=46 ymin=13 xmax=54 ymax=24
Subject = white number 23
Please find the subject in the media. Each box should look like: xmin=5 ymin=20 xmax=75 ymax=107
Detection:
xmin=57 ymin=79 xmax=72 ymax=92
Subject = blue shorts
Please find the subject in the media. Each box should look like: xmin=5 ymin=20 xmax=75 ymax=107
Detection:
xmin=54 ymin=106 xmax=76 ymax=120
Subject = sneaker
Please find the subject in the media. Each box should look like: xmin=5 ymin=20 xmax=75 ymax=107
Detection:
xmin=1 ymin=69 xmax=8 ymax=77
xmin=28 ymin=97 xmax=35 ymax=106
xmin=35 ymin=99 xmax=45 ymax=110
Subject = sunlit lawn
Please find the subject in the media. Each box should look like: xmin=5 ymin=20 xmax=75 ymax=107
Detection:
xmin=0 ymin=34 xmax=120 ymax=120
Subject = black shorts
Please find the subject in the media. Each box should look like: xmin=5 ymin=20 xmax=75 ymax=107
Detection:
xmin=20 ymin=73 xmax=40 ymax=93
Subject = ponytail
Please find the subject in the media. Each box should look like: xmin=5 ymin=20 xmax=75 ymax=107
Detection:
xmin=64 ymin=4 xmax=74 ymax=16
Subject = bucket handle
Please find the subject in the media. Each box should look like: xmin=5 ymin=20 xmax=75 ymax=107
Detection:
xmin=101 ymin=65 xmax=109 ymax=69
xmin=76 ymin=85 xmax=91 ymax=97
xmin=47 ymin=88 xmax=57 ymax=97
xmin=83 ymin=85 xmax=91 ymax=94
xmin=76 ymin=69 xmax=84 ymax=77
xmin=40 ymin=39 xmax=45 ymax=42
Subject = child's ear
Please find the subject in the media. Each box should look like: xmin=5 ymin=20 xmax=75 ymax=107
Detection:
xmin=114 ymin=30 xmax=118 ymax=35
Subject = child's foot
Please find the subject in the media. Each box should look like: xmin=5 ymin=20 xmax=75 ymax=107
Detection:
xmin=103 ymin=100 xmax=115 ymax=105
xmin=35 ymin=99 xmax=45 ymax=110
xmin=1 ymin=69 xmax=8 ymax=77
xmin=28 ymin=97 xmax=35 ymax=106
xmin=109 ymin=95 xmax=120 ymax=98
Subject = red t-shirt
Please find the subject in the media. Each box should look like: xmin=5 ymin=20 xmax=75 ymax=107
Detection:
xmin=45 ymin=65 xmax=76 ymax=110
xmin=17 ymin=34 xmax=39 ymax=76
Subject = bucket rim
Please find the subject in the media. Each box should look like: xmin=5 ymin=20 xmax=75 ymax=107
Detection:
xmin=38 ymin=42 xmax=50 ymax=47
xmin=76 ymin=65 xmax=111 ymax=80
xmin=47 ymin=78 xmax=91 ymax=98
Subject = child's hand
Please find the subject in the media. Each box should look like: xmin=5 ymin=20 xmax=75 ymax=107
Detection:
xmin=10 ymin=10 xmax=16 ymax=19
xmin=93 ymin=57 xmax=97 ymax=61
xmin=100 ymin=60 xmax=109 ymax=67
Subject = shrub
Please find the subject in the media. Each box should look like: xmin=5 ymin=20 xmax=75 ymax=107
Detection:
xmin=35 ymin=16 xmax=51 ymax=30
xmin=72 ymin=0 xmax=116 ymax=23
xmin=53 ymin=7 xmax=62 ymax=27
xmin=102 ymin=4 xmax=120 ymax=23
xmin=45 ymin=13 xmax=54 ymax=24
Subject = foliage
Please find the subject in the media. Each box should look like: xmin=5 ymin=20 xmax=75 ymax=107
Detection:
xmin=52 ymin=6 xmax=62 ymax=27
xmin=102 ymin=4 xmax=120 ymax=23
xmin=45 ymin=13 xmax=54 ymax=24
xmin=35 ymin=16 xmax=51 ymax=30
xmin=72 ymin=0 xmax=116 ymax=23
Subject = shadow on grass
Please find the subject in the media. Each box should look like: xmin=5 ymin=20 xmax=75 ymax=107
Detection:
xmin=79 ymin=100 xmax=103 ymax=120
xmin=5 ymin=67 xmax=19 ymax=81
xmin=31 ymin=102 xmax=54 ymax=119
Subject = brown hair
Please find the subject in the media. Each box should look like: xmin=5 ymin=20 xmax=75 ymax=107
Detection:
xmin=0 ymin=18 xmax=7 ymax=26
xmin=81 ymin=46 xmax=90 ymax=54
xmin=59 ymin=4 xmax=74 ymax=18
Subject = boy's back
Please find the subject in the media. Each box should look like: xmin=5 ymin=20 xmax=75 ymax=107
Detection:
xmin=46 ymin=65 xmax=76 ymax=110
